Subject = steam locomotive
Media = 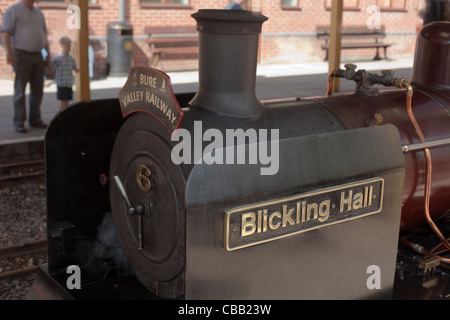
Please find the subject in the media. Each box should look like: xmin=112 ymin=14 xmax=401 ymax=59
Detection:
xmin=29 ymin=10 xmax=450 ymax=300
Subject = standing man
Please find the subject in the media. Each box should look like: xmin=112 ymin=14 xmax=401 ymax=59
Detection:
xmin=1 ymin=0 xmax=50 ymax=133
xmin=224 ymin=0 xmax=245 ymax=10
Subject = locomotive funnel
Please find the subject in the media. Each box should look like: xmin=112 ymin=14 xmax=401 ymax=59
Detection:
xmin=411 ymin=21 xmax=450 ymax=91
xmin=189 ymin=10 xmax=268 ymax=119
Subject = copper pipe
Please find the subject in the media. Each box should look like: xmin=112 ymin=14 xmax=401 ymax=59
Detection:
xmin=431 ymin=237 xmax=450 ymax=255
xmin=326 ymin=70 xmax=337 ymax=97
xmin=403 ymin=81 xmax=450 ymax=253
xmin=399 ymin=238 xmax=450 ymax=264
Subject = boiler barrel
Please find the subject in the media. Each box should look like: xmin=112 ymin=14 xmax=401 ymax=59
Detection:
xmin=313 ymin=90 xmax=450 ymax=230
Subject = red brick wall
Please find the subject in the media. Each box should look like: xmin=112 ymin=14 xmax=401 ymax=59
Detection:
xmin=0 ymin=0 xmax=422 ymax=78
xmin=257 ymin=0 xmax=423 ymax=63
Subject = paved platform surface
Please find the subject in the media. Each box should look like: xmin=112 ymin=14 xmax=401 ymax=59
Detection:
xmin=0 ymin=57 xmax=414 ymax=145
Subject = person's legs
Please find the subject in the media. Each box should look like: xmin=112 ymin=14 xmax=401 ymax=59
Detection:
xmin=59 ymin=100 xmax=69 ymax=111
xmin=29 ymin=53 xmax=46 ymax=127
xmin=57 ymin=87 xmax=73 ymax=111
xmin=12 ymin=50 xmax=31 ymax=131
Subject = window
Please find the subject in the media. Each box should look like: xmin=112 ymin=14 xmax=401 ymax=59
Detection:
xmin=39 ymin=0 xmax=97 ymax=8
xmin=282 ymin=0 xmax=299 ymax=6
xmin=281 ymin=0 xmax=301 ymax=10
xmin=141 ymin=0 xmax=189 ymax=4
xmin=325 ymin=0 xmax=360 ymax=10
xmin=42 ymin=0 xmax=97 ymax=2
xmin=377 ymin=0 xmax=406 ymax=10
xmin=140 ymin=0 xmax=191 ymax=8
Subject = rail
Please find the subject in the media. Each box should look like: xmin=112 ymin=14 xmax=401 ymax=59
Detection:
xmin=0 ymin=159 xmax=45 ymax=182
xmin=0 ymin=239 xmax=47 ymax=281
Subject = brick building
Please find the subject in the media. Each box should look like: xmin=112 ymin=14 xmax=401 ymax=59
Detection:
xmin=0 ymin=0 xmax=424 ymax=79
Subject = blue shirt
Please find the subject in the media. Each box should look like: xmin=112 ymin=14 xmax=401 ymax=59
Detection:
xmin=1 ymin=2 xmax=47 ymax=52
xmin=224 ymin=1 xmax=243 ymax=10
xmin=51 ymin=54 xmax=77 ymax=87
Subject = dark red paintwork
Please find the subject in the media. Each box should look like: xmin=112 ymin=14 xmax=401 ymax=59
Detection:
xmin=308 ymin=22 xmax=450 ymax=230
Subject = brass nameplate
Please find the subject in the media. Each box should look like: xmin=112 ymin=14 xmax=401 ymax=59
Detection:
xmin=225 ymin=178 xmax=384 ymax=251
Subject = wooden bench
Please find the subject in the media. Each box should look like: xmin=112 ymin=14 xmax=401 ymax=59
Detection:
xmin=316 ymin=26 xmax=391 ymax=61
xmin=144 ymin=26 xmax=198 ymax=67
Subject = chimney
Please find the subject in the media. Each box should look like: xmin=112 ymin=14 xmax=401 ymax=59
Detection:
xmin=411 ymin=21 xmax=450 ymax=91
xmin=189 ymin=9 xmax=268 ymax=119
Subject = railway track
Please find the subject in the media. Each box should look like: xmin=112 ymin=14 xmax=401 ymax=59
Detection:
xmin=0 ymin=239 xmax=47 ymax=281
xmin=0 ymin=154 xmax=47 ymax=299
xmin=0 ymin=159 xmax=45 ymax=182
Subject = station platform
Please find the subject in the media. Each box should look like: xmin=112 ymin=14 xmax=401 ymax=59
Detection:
xmin=0 ymin=57 xmax=414 ymax=152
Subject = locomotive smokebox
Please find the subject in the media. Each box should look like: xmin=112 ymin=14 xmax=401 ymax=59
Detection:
xmin=189 ymin=10 xmax=267 ymax=119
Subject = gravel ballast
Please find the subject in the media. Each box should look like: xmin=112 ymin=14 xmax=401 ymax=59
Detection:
xmin=0 ymin=179 xmax=47 ymax=300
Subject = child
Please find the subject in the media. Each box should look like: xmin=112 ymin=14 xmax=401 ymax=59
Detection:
xmin=51 ymin=36 xmax=79 ymax=111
